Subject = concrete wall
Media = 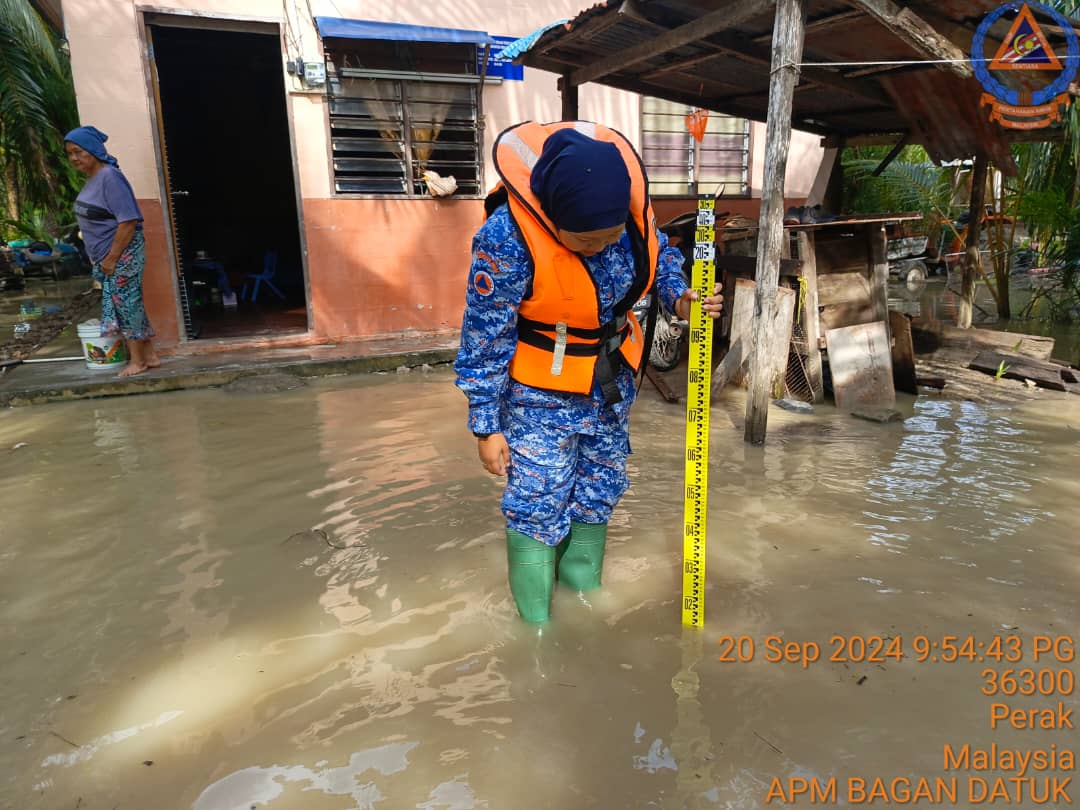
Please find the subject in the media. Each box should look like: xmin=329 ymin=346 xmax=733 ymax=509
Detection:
xmin=62 ymin=0 xmax=823 ymax=349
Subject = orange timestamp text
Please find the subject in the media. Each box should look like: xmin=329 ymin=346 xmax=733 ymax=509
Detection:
xmin=717 ymin=634 xmax=1075 ymax=669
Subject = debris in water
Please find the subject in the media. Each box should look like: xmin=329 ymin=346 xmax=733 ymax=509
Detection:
xmin=753 ymin=731 xmax=783 ymax=755
xmin=851 ymin=408 xmax=903 ymax=423
xmin=282 ymin=528 xmax=353 ymax=550
xmin=774 ymin=398 xmax=813 ymax=414
xmin=857 ymin=675 xmax=868 ymax=685
xmin=48 ymin=730 xmax=79 ymax=748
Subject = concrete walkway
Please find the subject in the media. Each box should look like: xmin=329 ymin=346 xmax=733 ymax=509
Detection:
xmin=0 ymin=333 xmax=458 ymax=407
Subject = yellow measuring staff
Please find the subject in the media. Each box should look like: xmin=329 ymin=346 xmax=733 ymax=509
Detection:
xmin=681 ymin=195 xmax=715 ymax=628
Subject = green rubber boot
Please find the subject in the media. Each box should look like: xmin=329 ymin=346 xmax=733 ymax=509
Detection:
xmin=554 ymin=535 xmax=570 ymax=577
xmin=506 ymin=529 xmax=556 ymax=623
xmin=557 ymin=521 xmax=607 ymax=591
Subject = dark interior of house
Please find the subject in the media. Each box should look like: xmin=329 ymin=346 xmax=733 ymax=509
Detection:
xmin=151 ymin=25 xmax=306 ymax=339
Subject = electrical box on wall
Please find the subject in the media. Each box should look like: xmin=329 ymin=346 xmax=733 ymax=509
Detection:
xmin=301 ymin=59 xmax=326 ymax=86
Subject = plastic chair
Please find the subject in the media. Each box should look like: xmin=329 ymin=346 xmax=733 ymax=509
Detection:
xmin=241 ymin=250 xmax=286 ymax=303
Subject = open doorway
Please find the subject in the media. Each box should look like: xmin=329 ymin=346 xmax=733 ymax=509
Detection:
xmin=148 ymin=22 xmax=307 ymax=341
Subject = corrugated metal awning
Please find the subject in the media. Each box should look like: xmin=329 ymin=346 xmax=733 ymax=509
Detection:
xmin=314 ymin=17 xmax=492 ymax=46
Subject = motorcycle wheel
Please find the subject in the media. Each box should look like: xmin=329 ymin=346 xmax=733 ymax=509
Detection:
xmin=649 ymin=316 xmax=683 ymax=371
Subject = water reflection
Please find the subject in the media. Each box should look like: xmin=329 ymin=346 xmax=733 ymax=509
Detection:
xmin=888 ymin=276 xmax=1080 ymax=362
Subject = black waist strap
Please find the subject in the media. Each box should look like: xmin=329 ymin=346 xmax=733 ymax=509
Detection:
xmin=517 ymin=315 xmax=630 ymax=405
xmin=517 ymin=315 xmax=629 ymax=355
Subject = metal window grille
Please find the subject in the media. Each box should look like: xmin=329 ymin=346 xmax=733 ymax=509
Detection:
xmin=640 ymin=97 xmax=749 ymax=198
xmin=325 ymin=43 xmax=483 ymax=197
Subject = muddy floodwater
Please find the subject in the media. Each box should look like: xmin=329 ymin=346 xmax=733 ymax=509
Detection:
xmin=1 ymin=369 xmax=1078 ymax=809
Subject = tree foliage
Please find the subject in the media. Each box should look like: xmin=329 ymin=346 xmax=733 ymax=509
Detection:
xmin=0 ymin=0 xmax=79 ymax=235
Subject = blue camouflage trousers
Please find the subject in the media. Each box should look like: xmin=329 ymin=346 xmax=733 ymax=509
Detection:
xmin=501 ymin=403 xmax=631 ymax=546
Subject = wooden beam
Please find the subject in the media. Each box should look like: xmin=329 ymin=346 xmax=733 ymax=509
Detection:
xmin=567 ymin=0 xmax=775 ymax=87
xmin=642 ymin=50 xmax=726 ymax=79
xmin=702 ymin=33 xmax=890 ymax=106
xmin=586 ymin=74 xmax=772 ymax=124
xmin=871 ymin=133 xmax=910 ymax=176
xmin=745 ymin=0 xmax=805 ymax=445
xmin=645 ymin=365 xmax=679 ymax=402
xmin=845 ymin=0 xmax=973 ymax=79
xmin=795 ymin=230 xmax=823 ymax=401
xmin=753 ymin=8 xmax=862 ymax=42
xmin=561 ymin=77 xmax=579 ymax=120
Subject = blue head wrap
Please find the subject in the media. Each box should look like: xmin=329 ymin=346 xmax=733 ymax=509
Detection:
xmin=529 ymin=128 xmax=630 ymax=233
xmin=64 ymin=126 xmax=118 ymax=167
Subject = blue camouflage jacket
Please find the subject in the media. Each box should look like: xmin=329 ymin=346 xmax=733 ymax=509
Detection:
xmin=455 ymin=204 xmax=688 ymax=434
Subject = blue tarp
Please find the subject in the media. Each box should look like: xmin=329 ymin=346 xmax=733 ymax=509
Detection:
xmin=494 ymin=19 xmax=570 ymax=60
xmin=314 ymin=17 xmax=492 ymax=46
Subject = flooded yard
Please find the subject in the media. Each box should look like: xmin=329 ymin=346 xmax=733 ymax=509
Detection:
xmin=1 ymin=369 xmax=1078 ymax=809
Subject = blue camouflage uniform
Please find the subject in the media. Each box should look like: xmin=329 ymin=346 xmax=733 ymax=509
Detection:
xmin=455 ymin=204 xmax=688 ymax=546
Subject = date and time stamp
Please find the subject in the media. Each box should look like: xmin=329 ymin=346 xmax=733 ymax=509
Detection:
xmin=715 ymin=633 xmax=1077 ymax=805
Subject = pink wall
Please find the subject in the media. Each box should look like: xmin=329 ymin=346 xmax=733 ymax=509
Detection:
xmin=303 ymin=198 xmax=481 ymax=339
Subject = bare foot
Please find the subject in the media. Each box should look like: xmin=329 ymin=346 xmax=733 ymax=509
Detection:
xmin=146 ymin=355 xmax=162 ymax=368
xmin=118 ymin=363 xmax=149 ymax=378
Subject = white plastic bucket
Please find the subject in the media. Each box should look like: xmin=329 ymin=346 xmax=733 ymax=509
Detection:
xmin=77 ymin=320 xmax=126 ymax=370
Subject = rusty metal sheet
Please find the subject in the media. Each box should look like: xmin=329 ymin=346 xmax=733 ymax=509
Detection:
xmin=518 ymin=0 xmax=1046 ymax=163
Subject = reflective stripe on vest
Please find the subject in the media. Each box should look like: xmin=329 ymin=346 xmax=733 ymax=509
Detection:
xmin=492 ymin=121 xmax=659 ymax=398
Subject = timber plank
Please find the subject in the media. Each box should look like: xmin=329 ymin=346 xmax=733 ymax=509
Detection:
xmin=968 ymin=351 xmax=1070 ymax=392
xmin=712 ymin=278 xmax=756 ymax=394
xmin=825 ymin=321 xmax=896 ymax=411
xmin=816 ymin=271 xmax=872 ymax=306
xmin=820 ymin=300 xmax=875 ymax=331
xmin=889 ymin=310 xmax=918 ymax=395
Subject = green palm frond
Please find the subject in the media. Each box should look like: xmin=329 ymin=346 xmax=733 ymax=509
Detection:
xmin=0 ymin=0 xmax=79 ymax=220
xmin=0 ymin=0 xmax=60 ymax=73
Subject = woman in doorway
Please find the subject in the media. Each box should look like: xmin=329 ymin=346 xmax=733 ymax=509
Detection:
xmin=66 ymin=126 xmax=160 ymax=377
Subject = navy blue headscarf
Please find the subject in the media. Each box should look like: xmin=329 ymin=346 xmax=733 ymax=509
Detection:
xmin=529 ymin=128 xmax=630 ymax=233
xmin=64 ymin=126 xmax=119 ymax=167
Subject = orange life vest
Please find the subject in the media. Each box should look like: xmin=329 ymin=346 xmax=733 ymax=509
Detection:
xmin=490 ymin=121 xmax=659 ymax=401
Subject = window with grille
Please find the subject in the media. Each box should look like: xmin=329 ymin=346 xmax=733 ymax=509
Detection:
xmin=324 ymin=40 xmax=483 ymax=196
xmin=640 ymin=97 xmax=749 ymax=197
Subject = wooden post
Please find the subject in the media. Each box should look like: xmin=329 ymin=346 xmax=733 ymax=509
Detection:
xmin=745 ymin=0 xmax=806 ymax=445
xmin=868 ymin=223 xmax=890 ymax=324
xmin=795 ymin=229 xmax=823 ymax=401
xmin=560 ymin=76 xmax=579 ymax=121
xmin=958 ymin=152 xmax=988 ymax=329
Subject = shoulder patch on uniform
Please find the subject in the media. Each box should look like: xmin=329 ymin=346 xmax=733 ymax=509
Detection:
xmin=472 ymin=269 xmax=495 ymax=296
